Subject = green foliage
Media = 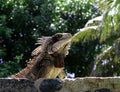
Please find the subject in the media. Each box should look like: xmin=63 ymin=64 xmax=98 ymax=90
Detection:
xmin=0 ymin=61 xmax=22 ymax=77
xmin=87 ymin=0 xmax=120 ymax=77
xmin=98 ymin=0 xmax=120 ymax=76
xmin=76 ymin=0 xmax=120 ymax=43
xmin=93 ymin=46 xmax=120 ymax=76
xmin=97 ymin=0 xmax=120 ymax=42
xmin=0 ymin=15 xmax=13 ymax=38
xmin=0 ymin=15 xmax=13 ymax=58
xmin=66 ymin=39 xmax=99 ymax=77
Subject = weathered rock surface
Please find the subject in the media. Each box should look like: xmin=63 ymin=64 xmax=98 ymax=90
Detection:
xmin=61 ymin=77 xmax=120 ymax=92
xmin=0 ymin=77 xmax=120 ymax=92
xmin=0 ymin=78 xmax=37 ymax=92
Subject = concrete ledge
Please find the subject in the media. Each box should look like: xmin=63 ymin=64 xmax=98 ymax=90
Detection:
xmin=61 ymin=77 xmax=120 ymax=92
xmin=0 ymin=77 xmax=120 ymax=92
xmin=0 ymin=78 xmax=37 ymax=92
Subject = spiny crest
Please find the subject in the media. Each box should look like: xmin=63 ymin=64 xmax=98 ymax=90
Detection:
xmin=31 ymin=36 xmax=52 ymax=57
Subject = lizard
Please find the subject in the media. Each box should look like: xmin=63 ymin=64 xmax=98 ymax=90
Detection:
xmin=10 ymin=33 xmax=72 ymax=81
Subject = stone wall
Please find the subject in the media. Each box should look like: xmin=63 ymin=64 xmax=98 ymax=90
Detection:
xmin=0 ymin=77 xmax=120 ymax=92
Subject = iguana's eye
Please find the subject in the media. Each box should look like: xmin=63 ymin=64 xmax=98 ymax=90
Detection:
xmin=56 ymin=33 xmax=63 ymax=38
xmin=54 ymin=33 xmax=63 ymax=39
xmin=52 ymin=33 xmax=63 ymax=42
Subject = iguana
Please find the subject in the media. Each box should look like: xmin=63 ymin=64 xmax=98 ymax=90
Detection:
xmin=10 ymin=33 xmax=72 ymax=81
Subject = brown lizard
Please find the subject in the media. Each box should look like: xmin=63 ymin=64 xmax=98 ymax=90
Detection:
xmin=10 ymin=33 xmax=72 ymax=81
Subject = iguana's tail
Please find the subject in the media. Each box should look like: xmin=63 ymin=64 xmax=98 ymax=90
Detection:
xmin=10 ymin=59 xmax=36 ymax=78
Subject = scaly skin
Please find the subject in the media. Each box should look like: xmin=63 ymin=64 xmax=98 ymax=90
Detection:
xmin=10 ymin=33 xmax=72 ymax=81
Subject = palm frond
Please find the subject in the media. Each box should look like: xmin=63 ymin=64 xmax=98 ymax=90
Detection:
xmin=96 ymin=46 xmax=113 ymax=61
xmin=72 ymin=0 xmax=120 ymax=44
xmin=72 ymin=26 xmax=99 ymax=43
xmin=98 ymin=0 xmax=113 ymax=12
xmin=72 ymin=16 xmax=103 ymax=43
xmin=99 ymin=0 xmax=120 ymax=42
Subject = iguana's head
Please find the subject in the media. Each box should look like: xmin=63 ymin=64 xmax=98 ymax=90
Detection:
xmin=32 ymin=33 xmax=72 ymax=57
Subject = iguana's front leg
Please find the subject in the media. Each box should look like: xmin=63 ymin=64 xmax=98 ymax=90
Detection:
xmin=57 ymin=69 xmax=66 ymax=79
